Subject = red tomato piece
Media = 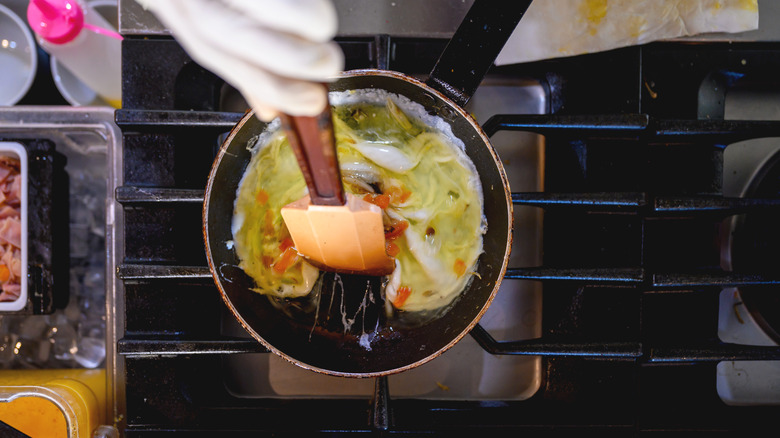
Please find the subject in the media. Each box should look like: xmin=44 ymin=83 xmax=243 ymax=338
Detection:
xmin=385 ymin=241 xmax=400 ymax=257
xmin=272 ymin=247 xmax=299 ymax=275
xmin=363 ymin=193 xmax=390 ymax=209
xmin=454 ymin=258 xmax=466 ymax=277
xmin=393 ymin=286 xmax=412 ymax=308
xmin=278 ymin=237 xmax=295 ymax=252
xmin=384 ymin=220 xmax=409 ymax=240
xmin=255 ymin=189 xmax=269 ymax=205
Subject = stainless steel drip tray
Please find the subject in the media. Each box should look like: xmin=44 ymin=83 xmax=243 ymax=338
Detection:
xmin=220 ymin=79 xmax=545 ymax=400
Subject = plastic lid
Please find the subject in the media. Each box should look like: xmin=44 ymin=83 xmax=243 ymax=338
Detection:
xmin=27 ymin=0 xmax=84 ymax=45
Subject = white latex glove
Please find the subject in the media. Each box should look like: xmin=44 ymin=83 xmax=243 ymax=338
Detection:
xmin=136 ymin=0 xmax=344 ymax=121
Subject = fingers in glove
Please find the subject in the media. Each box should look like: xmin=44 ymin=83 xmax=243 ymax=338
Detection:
xmin=136 ymin=0 xmax=339 ymax=118
xmin=221 ymin=0 xmax=339 ymax=43
xmin=213 ymin=23 xmax=344 ymax=82
xmin=187 ymin=39 xmax=330 ymax=119
xmin=142 ymin=0 xmax=344 ymax=82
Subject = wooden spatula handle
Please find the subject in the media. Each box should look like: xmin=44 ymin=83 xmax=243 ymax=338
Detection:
xmin=280 ymin=107 xmax=345 ymax=206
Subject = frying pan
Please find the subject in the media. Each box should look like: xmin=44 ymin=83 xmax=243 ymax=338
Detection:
xmin=203 ymin=0 xmax=532 ymax=377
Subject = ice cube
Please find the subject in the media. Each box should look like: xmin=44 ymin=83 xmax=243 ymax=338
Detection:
xmin=79 ymin=294 xmax=105 ymax=320
xmin=78 ymin=315 xmax=105 ymax=340
xmin=47 ymin=320 xmax=78 ymax=361
xmin=74 ymin=336 xmax=105 ymax=368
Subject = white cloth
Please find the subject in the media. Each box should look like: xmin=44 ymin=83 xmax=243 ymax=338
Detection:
xmin=136 ymin=0 xmax=344 ymax=121
xmin=495 ymin=0 xmax=759 ymax=66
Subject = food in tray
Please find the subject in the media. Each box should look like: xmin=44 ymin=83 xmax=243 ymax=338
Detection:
xmin=231 ymin=90 xmax=485 ymax=313
xmin=0 ymin=156 xmax=23 ymax=303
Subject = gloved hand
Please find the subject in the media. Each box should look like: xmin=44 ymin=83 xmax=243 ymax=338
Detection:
xmin=136 ymin=0 xmax=344 ymax=121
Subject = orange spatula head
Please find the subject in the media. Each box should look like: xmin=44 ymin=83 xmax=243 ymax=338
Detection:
xmin=281 ymin=194 xmax=394 ymax=275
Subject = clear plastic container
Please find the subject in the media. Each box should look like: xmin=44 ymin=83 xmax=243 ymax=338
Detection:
xmin=27 ymin=0 xmax=121 ymax=108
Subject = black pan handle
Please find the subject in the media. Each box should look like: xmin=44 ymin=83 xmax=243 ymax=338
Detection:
xmin=426 ymin=0 xmax=533 ymax=108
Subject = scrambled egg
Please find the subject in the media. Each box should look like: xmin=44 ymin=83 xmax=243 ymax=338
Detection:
xmin=232 ymin=90 xmax=485 ymax=313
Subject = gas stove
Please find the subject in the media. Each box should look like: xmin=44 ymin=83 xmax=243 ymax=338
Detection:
xmin=112 ymin=0 xmax=780 ymax=435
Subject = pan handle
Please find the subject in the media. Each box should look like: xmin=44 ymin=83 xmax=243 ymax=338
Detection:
xmin=425 ymin=0 xmax=533 ymax=108
xmin=279 ymin=107 xmax=345 ymax=206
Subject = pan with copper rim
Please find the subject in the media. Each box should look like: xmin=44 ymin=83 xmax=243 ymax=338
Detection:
xmin=202 ymin=0 xmax=531 ymax=377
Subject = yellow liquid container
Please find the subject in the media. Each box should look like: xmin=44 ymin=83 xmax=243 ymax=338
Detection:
xmin=0 ymin=368 xmax=106 ymax=437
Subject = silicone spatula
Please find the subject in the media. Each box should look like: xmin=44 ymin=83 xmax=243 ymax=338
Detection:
xmin=279 ymin=107 xmax=395 ymax=276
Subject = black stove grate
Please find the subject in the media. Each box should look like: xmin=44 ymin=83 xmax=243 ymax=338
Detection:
xmin=115 ymin=34 xmax=780 ymax=435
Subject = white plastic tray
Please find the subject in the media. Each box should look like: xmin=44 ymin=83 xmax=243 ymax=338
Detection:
xmin=0 ymin=142 xmax=27 ymax=311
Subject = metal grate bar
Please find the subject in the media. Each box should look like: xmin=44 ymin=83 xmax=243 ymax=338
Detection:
xmin=116 ymin=186 xmax=205 ymax=204
xmin=115 ymin=109 xmax=244 ymax=128
xmin=483 ymin=114 xmax=780 ymax=144
xmin=504 ymin=267 xmax=645 ymax=284
xmin=471 ymin=326 xmax=780 ymax=362
xmin=117 ymin=264 xmax=212 ymax=280
xmin=654 ymin=195 xmax=780 ymax=213
xmin=482 ymin=113 xmax=649 ymax=137
xmin=648 ymin=344 xmax=780 ymax=363
xmin=504 ymin=267 xmax=780 ymax=288
xmin=470 ymin=325 xmax=642 ymax=359
xmin=652 ymin=272 xmax=780 ymax=288
xmin=370 ymin=377 xmax=391 ymax=431
xmin=653 ymin=119 xmax=780 ymax=142
xmin=513 ymin=192 xmax=780 ymax=215
xmin=512 ymin=192 xmax=646 ymax=208
xmin=118 ymin=337 xmax=267 ymax=356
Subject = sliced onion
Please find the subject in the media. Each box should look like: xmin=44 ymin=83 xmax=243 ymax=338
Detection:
xmin=352 ymin=141 xmax=417 ymax=173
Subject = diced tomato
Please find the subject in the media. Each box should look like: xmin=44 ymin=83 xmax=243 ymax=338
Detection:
xmin=363 ymin=193 xmax=390 ymax=209
xmin=255 ymin=189 xmax=269 ymax=205
xmin=272 ymin=247 xmax=299 ymax=275
xmin=385 ymin=241 xmax=400 ymax=257
xmin=393 ymin=286 xmax=412 ymax=308
xmin=384 ymin=220 xmax=408 ymax=240
xmin=365 ymin=187 xmax=412 ymax=209
xmin=453 ymin=258 xmax=467 ymax=277
xmin=278 ymin=237 xmax=295 ymax=252
xmin=373 ymin=194 xmax=390 ymax=209
xmin=0 ymin=264 xmax=9 ymax=282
